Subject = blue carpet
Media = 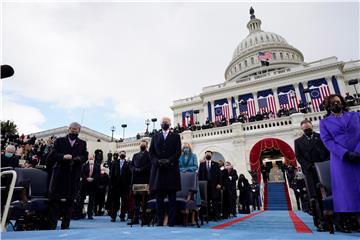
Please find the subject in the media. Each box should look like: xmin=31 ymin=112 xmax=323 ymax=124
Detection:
xmin=1 ymin=211 xmax=360 ymax=239
xmin=266 ymin=182 xmax=289 ymax=210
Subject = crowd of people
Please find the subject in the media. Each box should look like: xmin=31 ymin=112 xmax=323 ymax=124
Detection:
xmin=1 ymin=94 xmax=359 ymax=233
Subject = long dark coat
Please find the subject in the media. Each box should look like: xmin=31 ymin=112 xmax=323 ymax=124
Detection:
xmin=109 ymin=160 xmax=131 ymax=195
xmin=198 ymin=161 xmax=221 ymax=199
xmin=294 ymin=132 xmax=329 ymax=197
xmin=130 ymin=150 xmax=151 ymax=184
xmin=80 ymin=162 xmax=101 ymax=194
xmin=149 ymin=131 xmax=181 ymax=191
xmin=48 ymin=136 xmax=87 ymax=200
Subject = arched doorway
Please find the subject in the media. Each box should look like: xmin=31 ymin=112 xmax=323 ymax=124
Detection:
xmin=249 ymin=138 xmax=297 ymax=210
xmin=249 ymin=138 xmax=297 ymax=183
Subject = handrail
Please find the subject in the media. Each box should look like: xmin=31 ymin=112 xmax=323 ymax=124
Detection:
xmin=1 ymin=170 xmax=17 ymax=232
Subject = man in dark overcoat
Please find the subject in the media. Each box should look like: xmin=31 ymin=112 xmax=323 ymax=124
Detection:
xmin=47 ymin=122 xmax=88 ymax=229
xmin=149 ymin=117 xmax=181 ymax=226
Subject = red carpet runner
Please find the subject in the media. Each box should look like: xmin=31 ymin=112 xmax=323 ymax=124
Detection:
xmin=211 ymin=211 xmax=264 ymax=229
xmin=288 ymin=211 xmax=312 ymax=233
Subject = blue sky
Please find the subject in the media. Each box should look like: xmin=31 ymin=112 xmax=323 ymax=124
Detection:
xmin=2 ymin=1 xmax=359 ymax=139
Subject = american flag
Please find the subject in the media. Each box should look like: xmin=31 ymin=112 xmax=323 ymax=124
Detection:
xmin=239 ymin=93 xmax=256 ymax=118
xmin=278 ymin=85 xmax=298 ymax=110
xmin=258 ymin=90 xmax=276 ymax=114
xmin=258 ymin=51 xmax=273 ymax=61
xmin=309 ymin=83 xmax=330 ymax=112
xmin=182 ymin=110 xmax=194 ymax=127
xmin=214 ymin=103 xmax=230 ymax=123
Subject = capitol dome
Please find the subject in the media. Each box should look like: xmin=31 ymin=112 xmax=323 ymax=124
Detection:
xmin=225 ymin=7 xmax=304 ymax=81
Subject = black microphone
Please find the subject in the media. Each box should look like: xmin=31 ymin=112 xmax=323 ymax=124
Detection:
xmin=1 ymin=65 xmax=15 ymax=79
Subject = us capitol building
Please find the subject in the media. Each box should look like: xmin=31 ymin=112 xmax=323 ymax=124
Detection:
xmin=33 ymin=8 xmax=359 ymax=205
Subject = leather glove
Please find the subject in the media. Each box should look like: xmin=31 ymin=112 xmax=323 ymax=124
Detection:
xmin=157 ymin=158 xmax=169 ymax=167
xmin=344 ymin=151 xmax=360 ymax=163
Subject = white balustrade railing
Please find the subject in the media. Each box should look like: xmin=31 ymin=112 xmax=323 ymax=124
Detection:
xmin=116 ymin=105 xmax=360 ymax=150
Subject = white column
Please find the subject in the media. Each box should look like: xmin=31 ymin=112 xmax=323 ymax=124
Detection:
xmin=325 ymin=76 xmax=335 ymax=94
xmin=210 ymin=100 xmax=215 ymax=121
xmin=335 ymin=75 xmax=348 ymax=96
xmin=272 ymin=88 xmax=280 ymax=112
xmin=252 ymin=92 xmax=259 ymax=112
xmin=228 ymin=96 xmax=235 ymax=118
xmin=294 ymin=83 xmax=302 ymax=108
xmin=294 ymin=83 xmax=301 ymax=102
xmin=203 ymin=102 xmax=209 ymax=123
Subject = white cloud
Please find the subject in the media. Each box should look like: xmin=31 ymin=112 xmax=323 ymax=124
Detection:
xmin=2 ymin=95 xmax=46 ymax=134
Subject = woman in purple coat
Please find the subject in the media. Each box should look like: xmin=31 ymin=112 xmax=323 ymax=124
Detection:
xmin=319 ymin=94 xmax=360 ymax=217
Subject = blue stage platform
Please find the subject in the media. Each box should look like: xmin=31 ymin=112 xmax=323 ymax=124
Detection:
xmin=2 ymin=211 xmax=359 ymax=240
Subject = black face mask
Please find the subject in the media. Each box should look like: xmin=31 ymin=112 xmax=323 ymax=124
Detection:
xmin=68 ymin=133 xmax=78 ymax=140
xmin=119 ymin=154 xmax=126 ymax=159
xmin=303 ymin=128 xmax=313 ymax=137
xmin=206 ymin=155 xmax=212 ymax=160
xmin=161 ymin=123 xmax=170 ymax=131
xmin=330 ymin=103 xmax=342 ymax=114
xmin=140 ymin=145 xmax=146 ymax=151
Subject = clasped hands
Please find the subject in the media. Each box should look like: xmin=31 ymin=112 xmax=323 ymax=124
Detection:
xmin=345 ymin=151 xmax=360 ymax=163
xmin=157 ymin=158 xmax=170 ymax=167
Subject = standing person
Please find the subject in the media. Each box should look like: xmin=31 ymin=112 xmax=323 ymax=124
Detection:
xmin=95 ymin=167 xmax=109 ymax=216
xmin=225 ymin=161 xmax=238 ymax=217
xmin=320 ymin=94 xmax=360 ymax=227
xmin=198 ymin=151 xmax=222 ymax=221
xmin=128 ymin=140 xmax=151 ymax=225
xmin=178 ymin=142 xmax=200 ymax=224
xmin=218 ymin=160 xmax=230 ymax=219
xmin=250 ymin=179 xmax=260 ymax=211
xmin=79 ymin=154 xmax=101 ymax=219
xmin=149 ymin=117 xmax=182 ymax=227
xmin=108 ymin=150 xmax=131 ymax=222
xmin=47 ymin=122 xmax=88 ymax=230
xmin=295 ymin=119 xmax=329 ymax=231
xmin=238 ymin=174 xmax=251 ymax=214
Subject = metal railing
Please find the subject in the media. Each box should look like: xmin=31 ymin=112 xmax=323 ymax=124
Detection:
xmin=1 ymin=170 xmax=17 ymax=232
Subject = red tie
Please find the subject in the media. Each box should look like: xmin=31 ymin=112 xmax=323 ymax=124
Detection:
xmin=89 ymin=164 xmax=93 ymax=177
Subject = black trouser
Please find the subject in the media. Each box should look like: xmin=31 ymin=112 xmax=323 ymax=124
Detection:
xmin=304 ymin=171 xmax=324 ymax=227
xmin=156 ymin=190 xmax=176 ymax=226
xmin=228 ymin=190 xmax=237 ymax=216
xmin=109 ymin=190 xmax=128 ymax=220
xmin=252 ymin=193 xmax=260 ymax=210
xmin=294 ymin=191 xmax=301 ymax=211
xmin=207 ymin=185 xmax=221 ymax=220
xmin=48 ymin=199 xmax=74 ymax=230
xmin=80 ymin=189 xmax=95 ymax=218
xmin=95 ymin=188 xmax=106 ymax=214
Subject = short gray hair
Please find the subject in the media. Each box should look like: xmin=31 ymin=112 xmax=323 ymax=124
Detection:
xmin=69 ymin=122 xmax=81 ymax=129
xmin=5 ymin=144 xmax=16 ymax=153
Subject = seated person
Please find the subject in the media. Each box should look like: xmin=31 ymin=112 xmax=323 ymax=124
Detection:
xmin=345 ymin=92 xmax=355 ymax=106
xmin=249 ymin=116 xmax=256 ymax=122
xmin=255 ymin=111 xmax=264 ymax=121
xmin=277 ymin=106 xmax=286 ymax=117
xmin=221 ymin=116 xmax=227 ymax=126
xmin=298 ymin=100 xmax=308 ymax=113
xmin=237 ymin=114 xmax=245 ymax=123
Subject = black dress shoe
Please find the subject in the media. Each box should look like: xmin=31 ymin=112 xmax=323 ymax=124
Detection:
xmin=335 ymin=225 xmax=352 ymax=233
xmin=127 ymin=220 xmax=139 ymax=225
xmin=120 ymin=218 xmax=125 ymax=222
xmin=156 ymin=223 xmax=163 ymax=227
xmin=88 ymin=216 xmax=94 ymax=220
xmin=316 ymin=227 xmax=326 ymax=232
xmin=111 ymin=218 xmax=116 ymax=222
